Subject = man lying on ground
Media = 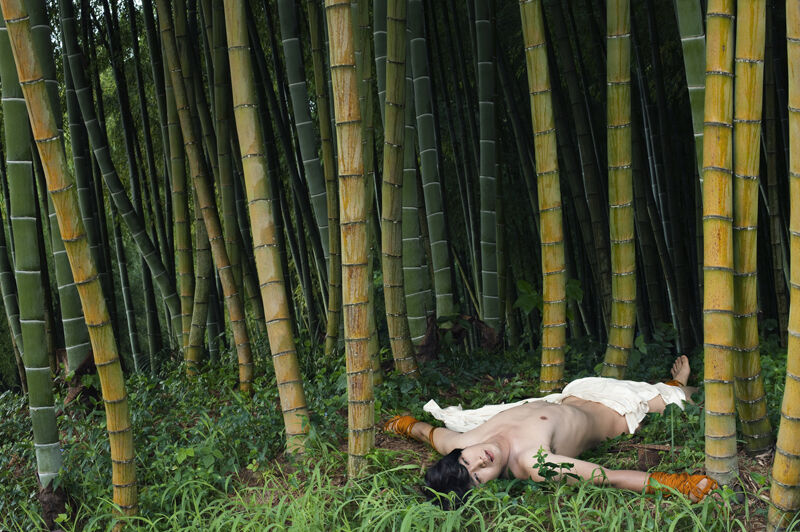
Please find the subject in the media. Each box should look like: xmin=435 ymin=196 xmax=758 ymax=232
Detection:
xmin=385 ymin=355 xmax=718 ymax=507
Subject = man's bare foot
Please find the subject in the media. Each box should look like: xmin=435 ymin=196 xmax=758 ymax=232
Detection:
xmin=671 ymin=355 xmax=691 ymax=386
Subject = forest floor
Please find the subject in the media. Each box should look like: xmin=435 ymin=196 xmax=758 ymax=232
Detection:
xmin=0 ymin=327 xmax=795 ymax=531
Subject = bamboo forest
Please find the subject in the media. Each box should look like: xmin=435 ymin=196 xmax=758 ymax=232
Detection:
xmin=2 ymin=0 xmax=800 ymax=529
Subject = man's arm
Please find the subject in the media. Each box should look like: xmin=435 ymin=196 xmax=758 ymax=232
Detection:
xmin=407 ymin=421 xmax=465 ymax=454
xmin=521 ymin=451 xmax=649 ymax=492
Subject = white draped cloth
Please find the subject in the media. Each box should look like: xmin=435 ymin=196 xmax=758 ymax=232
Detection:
xmin=423 ymin=377 xmax=686 ymax=434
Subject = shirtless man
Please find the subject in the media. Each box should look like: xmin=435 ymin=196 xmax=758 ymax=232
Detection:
xmin=385 ymin=356 xmax=717 ymax=507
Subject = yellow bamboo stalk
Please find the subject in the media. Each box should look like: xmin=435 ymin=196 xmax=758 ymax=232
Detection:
xmin=0 ymin=0 xmax=136 ymax=514
xmin=155 ymin=0 xmax=254 ymax=392
xmin=702 ymin=0 xmax=739 ymax=486
xmin=732 ymin=0 xmax=771 ymax=453
xmin=381 ymin=0 xmax=419 ymax=377
xmin=601 ymin=0 xmax=636 ymax=379
xmin=768 ymin=2 xmax=800 ymax=528
xmin=519 ymin=0 xmax=566 ymax=393
xmin=325 ymin=0 xmax=374 ymax=478
xmin=223 ymin=0 xmax=309 ymax=452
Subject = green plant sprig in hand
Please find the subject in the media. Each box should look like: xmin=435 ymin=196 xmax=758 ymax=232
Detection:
xmin=533 ymin=447 xmax=580 ymax=482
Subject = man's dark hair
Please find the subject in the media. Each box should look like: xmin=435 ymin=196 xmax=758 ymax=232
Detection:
xmin=424 ymin=448 xmax=472 ymax=509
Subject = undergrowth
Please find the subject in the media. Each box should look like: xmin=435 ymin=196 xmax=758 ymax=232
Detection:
xmin=0 ymin=324 xmax=797 ymax=531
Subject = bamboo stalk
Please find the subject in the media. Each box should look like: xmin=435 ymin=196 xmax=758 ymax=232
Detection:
xmin=0 ymin=7 xmax=62 ymax=492
xmin=1 ymin=0 xmax=137 ymax=513
xmin=702 ymin=0 xmax=738 ymax=486
xmin=402 ymin=52 xmax=434 ymax=344
xmin=381 ymin=0 xmax=419 ymax=377
xmin=156 ymin=0 xmax=253 ymax=391
xmin=223 ymin=0 xmax=309 ymax=448
xmin=768 ymin=2 xmax=800 ymax=528
xmin=58 ymin=0 xmax=183 ymax=347
xmin=601 ymin=0 xmax=636 ymax=378
xmin=163 ymin=41 xmax=194 ymax=349
xmin=409 ymin=0 xmax=456 ymax=319
xmin=475 ymin=0 xmax=499 ymax=330
xmin=325 ymin=0 xmax=374 ymax=477
xmin=732 ymin=0 xmax=772 ymax=454
xmin=520 ymin=0 xmax=567 ymax=393
xmin=305 ymin=0 xmax=343 ymax=357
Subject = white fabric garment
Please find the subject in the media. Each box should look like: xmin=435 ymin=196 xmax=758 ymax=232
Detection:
xmin=423 ymin=377 xmax=686 ymax=434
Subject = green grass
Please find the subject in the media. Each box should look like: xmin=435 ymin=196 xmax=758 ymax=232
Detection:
xmin=0 ymin=325 xmax=798 ymax=531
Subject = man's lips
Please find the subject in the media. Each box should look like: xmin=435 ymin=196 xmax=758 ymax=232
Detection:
xmin=487 ymin=450 xmax=494 ymax=463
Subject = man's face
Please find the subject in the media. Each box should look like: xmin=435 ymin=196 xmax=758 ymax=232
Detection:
xmin=458 ymin=443 xmax=504 ymax=485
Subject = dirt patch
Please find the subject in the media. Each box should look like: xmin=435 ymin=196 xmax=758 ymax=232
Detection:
xmin=38 ymin=484 xmax=66 ymax=531
xmin=375 ymin=429 xmax=439 ymax=469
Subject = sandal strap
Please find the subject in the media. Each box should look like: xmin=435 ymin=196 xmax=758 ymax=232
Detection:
xmin=383 ymin=414 xmax=420 ymax=438
xmin=663 ymin=379 xmax=684 ymax=387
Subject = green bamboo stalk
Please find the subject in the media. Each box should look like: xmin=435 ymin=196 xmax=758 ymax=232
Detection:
xmin=278 ymin=0 xmax=329 ymax=267
xmin=427 ymin=2 xmax=480 ymax=304
xmin=0 ymin=242 xmax=25 ymax=390
xmin=0 ymin=184 xmax=24 ymax=389
xmin=111 ymin=211 xmax=142 ymax=367
xmin=140 ymin=0 xmax=174 ymax=261
xmin=408 ymin=0 xmax=455 ymax=319
xmin=306 ymin=0 xmax=342 ymax=357
xmin=62 ymin=47 xmax=104 ymax=337
xmin=601 ymin=0 xmax=636 ymax=379
xmin=127 ymin=0 xmax=171 ymax=281
xmin=100 ymin=0 xmax=157 ymax=369
xmin=206 ymin=286 xmax=221 ymax=362
xmin=475 ymin=0 xmax=499 ymax=329
xmin=163 ymin=41 xmax=194 ymax=349
xmin=402 ymin=52 xmax=433 ymax=344
xmin=175 ymin=0 xmax=219 ymax=184
xmin=47 ymin=188 xmax=91 ymax=375
xmin=58 ymin=0 xmax=183 ymax=346
xmin=211 ymin=0 xmax=244 ymax=317
xmin=0 ymin=10 xmax=61 ymax=491
xmin=186 ymin=189 xmax=211 ymax=375
xmin=674 ymin=0 xmax=706 ymax=302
